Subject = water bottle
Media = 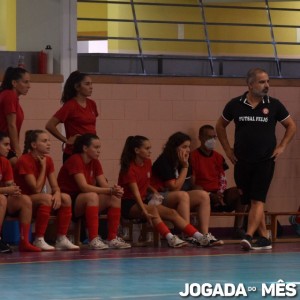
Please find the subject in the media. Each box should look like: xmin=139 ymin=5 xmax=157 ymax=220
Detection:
xmin=18 ymin=55 xmax=25 ymax=69
xmin=45 ymin=45 xmax=53 ymax=74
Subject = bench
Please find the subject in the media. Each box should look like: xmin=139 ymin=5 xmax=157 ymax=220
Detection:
xmin=208 ymin=211 xmax=300 ymax=242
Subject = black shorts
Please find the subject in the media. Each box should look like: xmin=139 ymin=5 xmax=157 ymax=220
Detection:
xmin=210 ymin=189 xmax=235 ymax=212
xmin=234 ymin=159 xmax=275 ymax=205
xmin=121 ymin=199 xmax=138 ymax=219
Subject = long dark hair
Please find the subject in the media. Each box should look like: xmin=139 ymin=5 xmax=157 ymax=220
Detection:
xmin=162 ymin=132 xmax=191 ymax=168
xmin=73 ymin=133 xmax=99 ymax=154
xmin=0 ymin=67 xmax=29 ymax=92
xmin=120 ymin=135 xmax=149 ymax=173
xmin=23 ymin=130 xmax=45 ymax=154
xmin=61 ymin=70 xmax=89 ymax=103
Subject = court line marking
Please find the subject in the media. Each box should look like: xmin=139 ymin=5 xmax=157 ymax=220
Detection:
xmin=0 ymin=249 xmax=299 ymax=266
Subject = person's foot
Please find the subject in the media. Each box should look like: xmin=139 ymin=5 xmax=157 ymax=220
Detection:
xmin=88 ymin=237 xmax=109 ymax=250
xmin=240 ymin=234 xmax=253 ymax=251
xmin=168 ymin=235 xmax=188 ymax=248
xmin=106 ymin=237 xmax=131 ymax=249
xmin=205 ymin=233 xmax=224 ymax=247
xmin=19 ymin=241 xmax=41 ymax=252
xmin=0 ymin=238 xmax=12 ymax=254
xmin=251 ymin=237 xmax=272 ymax=250
xmin=33 ymin=237 xmax=55 ymax=251
xmin=55 ymin=236 xmax=80 ymax=251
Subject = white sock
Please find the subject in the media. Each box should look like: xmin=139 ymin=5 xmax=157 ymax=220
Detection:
xmin=165 ymin=233 xmax=173 ymax=242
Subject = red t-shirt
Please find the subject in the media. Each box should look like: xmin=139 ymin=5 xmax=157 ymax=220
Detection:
xmin=0 ymin=156 xmax=14 ymax=184
xmin=190 ymin=148 xmax=226 ymax=192
xmin=14 ymin=153 xmax=55 ymax=195
xmin=118 ymin=159 xmax=152 ymax=201
xmin=57 ymin=153 xmax=104 ymax=194
xmin=53 ymin=98 xmax=99 ymax=154
xmin=0 ymin=90 xmax=24 ymax=148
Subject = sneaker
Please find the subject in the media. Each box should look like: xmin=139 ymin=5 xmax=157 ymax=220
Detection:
xmin=240 ymin=234 xmax=253 ymax=251
xmin=106 ymin=237 xmax=131 ymax=249
xmin=55 ymin=236 xmax=80 ymax=251
xmin=251 ymin=237 xmax=272 ymax=250
xmin=168 ymin=235 xmax=188 ymax=248
xmin=206 ymin=233 xmax=224 ymax=247
xmin=33 ymin=237 xmax=55 ymax=251
xmin=0 ymin=238 xmax=12 ymax=254
xmin=185 ymin=235 xmax=210 ymax=247
xmin=289 ymin=216 xmax=300 ymax=236
xmin=88 ymin=237 xmax=109 ymax=250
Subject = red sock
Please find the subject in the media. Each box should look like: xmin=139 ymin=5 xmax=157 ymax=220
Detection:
xmin=19 ymin=223 xmax=41 ymax=252
xmin=107 ymin=207 xmax=121 ymax=241
xmin=155 ymin=222 xmax=171 ymax=238
xmin=57 ymin=206 xmax=72 ymax=236
xmin=183 ymin=224 xmax=198 ymax=237
xmin=35 ymin=205 xmax=51 ymax=237
xmin=85 ymin=206 xmax=99 ymax=241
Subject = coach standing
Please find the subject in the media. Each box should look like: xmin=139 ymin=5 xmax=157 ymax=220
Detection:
xmin=216 ymin=68 xmax=296 ymax=251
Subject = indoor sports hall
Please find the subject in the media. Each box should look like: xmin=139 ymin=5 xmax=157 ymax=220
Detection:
xmin=0 ymin=1 xmax=300 ymax=299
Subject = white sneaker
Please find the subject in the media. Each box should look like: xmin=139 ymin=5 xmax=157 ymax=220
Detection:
xmin=33 ymin=237 xmax=55 ymax=251
xmin=206 ymin=233 xmax=224 ymax=247
xmin=168 ymin=235 xmax=188 ymax=248
xmin=195 ymin=235 xmax=210 ymax=247
xmin=106 ymin=237 xmax=131 ymax=249
xmin=88 ymin=237 xmax=109 ymax=250
xmin=55 ymin=236 xmax=80 ymax=251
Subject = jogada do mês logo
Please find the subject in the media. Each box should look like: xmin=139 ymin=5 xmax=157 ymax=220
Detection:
xmin=179 ymin=280 xmax=298 ymax=298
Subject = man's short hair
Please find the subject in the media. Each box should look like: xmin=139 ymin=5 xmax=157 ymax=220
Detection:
xmin=246 ymin=67 xmax=268 ymax=85
xmin=199 ymin=124 xmax=214 ymax=137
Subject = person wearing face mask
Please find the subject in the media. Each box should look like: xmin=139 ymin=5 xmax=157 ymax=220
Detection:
xmin=190 ymin=125 xmax=247 ymax=238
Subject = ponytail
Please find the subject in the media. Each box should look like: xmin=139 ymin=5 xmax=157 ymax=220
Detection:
xmin=120 ymin=135 xmax=148 ymax=173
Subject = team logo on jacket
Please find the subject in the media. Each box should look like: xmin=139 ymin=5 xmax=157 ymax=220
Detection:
xmin=262 ymin=108 xmax=269 ymax=115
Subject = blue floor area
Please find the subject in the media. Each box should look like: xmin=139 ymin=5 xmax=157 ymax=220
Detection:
xmin=1 ymin=251 xmax=299 ymax=300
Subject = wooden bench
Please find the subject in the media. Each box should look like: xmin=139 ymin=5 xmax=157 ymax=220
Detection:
xmin=208 ymin=211 xmax=300 ymax=242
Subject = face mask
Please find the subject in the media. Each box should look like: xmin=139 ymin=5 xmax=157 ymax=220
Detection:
xmin=204 ymin=138 xmax=216 ymax=150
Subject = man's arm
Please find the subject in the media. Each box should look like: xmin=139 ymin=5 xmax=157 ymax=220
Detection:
xmin=272 ymin=116 xmax=296 ymax=159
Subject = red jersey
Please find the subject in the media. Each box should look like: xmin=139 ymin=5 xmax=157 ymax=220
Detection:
xmin=57 ymin=153 xmax=104 ymax=194
xmin=190 ymin=148 xmax=227 ymax=192
xmin=53 ymin=98 xmax=98 ymax=155
xmin=0 ymin=90 xmax=24 ymax=149
xmin=14 ymin=153 xmax=55 ymax=195
xmin=0 ymin=156 xmax=14 ymax=184
xmin=118 ymin=159 xmax=152 ymax=201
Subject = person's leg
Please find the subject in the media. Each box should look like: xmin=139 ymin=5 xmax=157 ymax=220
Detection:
xmin=98 ymin=194 xmax=131 ymax=249
xmin=55 ymin=193 xmax=79 ymax=250
xmin=223 ymin=187 xmax=248 ymax=234
xmin=30 ymin=193 xmax=54 ymax=251
xmin=75 ymin=192 xmax=108 ymax=250
xmin=0 ymin=195 xmax=11 ymax=254
xmin=188 ymin=190 xmax=210 ymax=234
xmin=162 ymin=191 xmax=190 ymax=223
xmin=7 ymin=194 xmax=40 ymax=252
xmin=129 ymin=203 xmax=187 ymax=248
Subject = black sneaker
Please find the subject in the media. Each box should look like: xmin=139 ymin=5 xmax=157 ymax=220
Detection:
xmin=0 ymin=239 xmax=12 ymax=254
xmin=240 ymin=234 xmax=253 ymax=251
xmin=251 ymin=237 xmax=272 ymax=250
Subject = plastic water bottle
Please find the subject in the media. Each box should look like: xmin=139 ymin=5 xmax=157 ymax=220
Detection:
xmin=18 ymin=55 xmax=25 ymax=69
xmin=45 ymin=45 xmax=53 ymax=74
